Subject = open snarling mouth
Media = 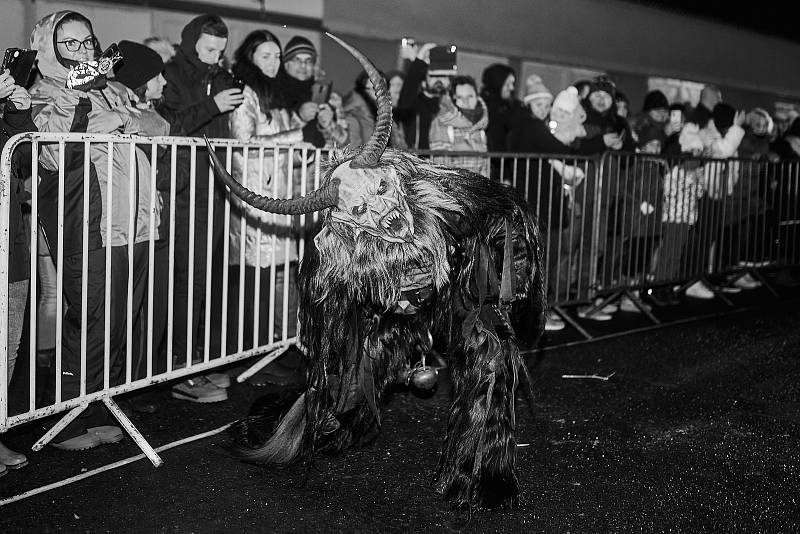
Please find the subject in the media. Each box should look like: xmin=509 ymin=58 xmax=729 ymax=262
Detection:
xmin=378 ymin=208 xmax=412 ymax=241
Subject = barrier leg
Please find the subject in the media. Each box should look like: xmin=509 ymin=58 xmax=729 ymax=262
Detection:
xmin=235 ymin=343 xmax=291 ymax=383
xmin=31 ymin=403 xmax=89 ymax=451
xmin=622 ymin=289 xmax=661 ymax=325
xmin=553 ymin=305 xmax=593 ymax=340
xmin=103 ymin=396 xmax=163 ymax=467
xmin=745 ymin=268 xmax=779 ymax=298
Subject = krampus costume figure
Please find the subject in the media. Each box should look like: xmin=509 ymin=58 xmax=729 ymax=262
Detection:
xmin=208 ymin=34 xmax=545 ymax=509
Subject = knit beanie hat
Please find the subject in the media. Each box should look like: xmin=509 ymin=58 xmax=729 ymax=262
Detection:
xmin=283 ymin=35 xmax=317 ymax=63
xmin=747 ymin=107 xmax=774 ymax=135
xmin=713 ymin=102 xmax=736 ymax=130
xmin=550 ymin=86 xmax=586 ymax=130
xmin=588 ymin=75 xmax=616 ymax=100
xmin=113 ymin=40 xmax=164 ymax=90
xmin=522 ymin=74 xmax=552 ymax=104
xmin=643 ymin=90 xmax=669 ymax=112
xmin=678 ymin=123 xmax=704 ymax=153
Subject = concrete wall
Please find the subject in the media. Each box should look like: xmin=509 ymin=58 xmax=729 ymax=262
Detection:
xmin=323 ymin=0 xmax=800 ymax=101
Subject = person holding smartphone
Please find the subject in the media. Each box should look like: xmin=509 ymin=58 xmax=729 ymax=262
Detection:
xmin=0 ymin=68 xmax=36 ymax=473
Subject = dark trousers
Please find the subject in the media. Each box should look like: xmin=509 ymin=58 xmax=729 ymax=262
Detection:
xmin=55 ymin=248 xmax=122 ymax=440
xmin=109 ymin=243 xmax=150 ymax=384
xmin=221 ymin=263 xmax=298 ymax=355
xmin=152 ymin=186 xmax=224 ymax=367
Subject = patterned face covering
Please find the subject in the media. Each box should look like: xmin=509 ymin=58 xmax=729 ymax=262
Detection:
xmin=328 ymin=163 xmax=414 ymax=243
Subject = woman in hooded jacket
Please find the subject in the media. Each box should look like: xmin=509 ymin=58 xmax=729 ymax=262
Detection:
xmin=28 ymin=11 xmax=161 ymax=450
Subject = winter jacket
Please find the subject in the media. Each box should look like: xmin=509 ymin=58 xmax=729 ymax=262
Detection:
xmin=29 ymin=11 xmax=161 ymax=252
xmin=428 ymin=98 xmax=489 ymax=176
xmin=1 ymin=104 xmax=36 ymax=282
xmin=228 ymin=84 xmax=309 ymax=267
xmin=506 ymin=114 xmax=579 ymax=231
xmin=699 ymin=120 xmax=745 ymax=200
xmin=615 ymin=158 xmax=666 ymax=238
xmin=342 ymin=90 xmax=375 ymax=149
xmin=577 ymin=103 xmax=636 ymax=155
xmin=662 ymin=163 xmax=706 ymax=225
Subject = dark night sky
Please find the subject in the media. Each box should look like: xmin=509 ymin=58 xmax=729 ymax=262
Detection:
xmin=627 ymin=1 xmax=798 ymax=45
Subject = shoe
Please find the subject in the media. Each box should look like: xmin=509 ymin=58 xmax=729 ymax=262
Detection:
xmin=0 ymin=463 xmax=6 ymax=477
xmin=717 ymin=284 xmax=742 ymax=294
xmin=685 ymin=281 xmax=714 ymax=299
xmin=619 ymin=295 xmax=652 ymax=313
xmin=207 ymin=372 xmax=231 ymax=389
xmin=577 ymin=305 xmax=613 ymax=321
xmin=732 ymin=273 xmax=762 ymax=289
xmin=171 ymin=376 xmax=228 ymax=403
xmin=87 ymin=425 xmax=124 ymax=444
xmin=545 ymin=311 xmax=565 ymax=331
xmin=0 ymin=444 xmax=27 ymax=469
xmin=648 ymin=287 xmax=680 ymax=307
xmin=593 ymin=298 xmax=618 ymax=314
xmin=51 ymin=431 xmax=102 ymax=451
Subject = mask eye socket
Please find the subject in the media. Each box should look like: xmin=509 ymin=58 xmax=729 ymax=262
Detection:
xmin=352 ymin=203 xmax=368 ymax=217
xmin=376 ymin=180 xmax=388 ymax=195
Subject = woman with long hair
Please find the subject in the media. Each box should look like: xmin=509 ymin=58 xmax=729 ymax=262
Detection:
xmin=226 ymin=29 xmax=309 ymax=384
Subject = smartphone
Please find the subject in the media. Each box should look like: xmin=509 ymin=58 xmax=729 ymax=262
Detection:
xmin=401 ymin=37 xmax=416 ymax=48
xmin=2 ymin=48 xmax=38 ymax=86
xmin=428 ymin=45 xmax=457 ymax=74
xmin=311 ymin=80 xmax=332 ymax=104
xmin=97 ymin=43 xmax=123 ymax=75
xmin=232 ymin=77 xmax=246 ymax=91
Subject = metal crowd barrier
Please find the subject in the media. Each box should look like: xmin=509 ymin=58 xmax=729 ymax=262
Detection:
xmin=2 ymin=135 xmax=799 ymax=464
xmin=590 ymin=152 xmax=798 ymax=316
xmin=0 ymin=132 xmax=324 ymax=464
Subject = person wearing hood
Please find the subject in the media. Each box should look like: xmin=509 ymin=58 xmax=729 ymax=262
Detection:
xmin=576 ymin=75 xmax=635 ymax=155
xmin=480 ymin=63 xmax=523 ymax=153
xmin=28 ymin=10 xmax=162 ymax=449
xmin=428 ymin=75 xmax=490 ymax=176
xmin=153 ymin=14 xmax=243 ymax=404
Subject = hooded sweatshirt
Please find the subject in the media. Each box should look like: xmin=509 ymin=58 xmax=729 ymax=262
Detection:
xmin=156 ymin=14 xmax=235 ymax=140
xmin=29 ymin=11 xmax=160 ymax=251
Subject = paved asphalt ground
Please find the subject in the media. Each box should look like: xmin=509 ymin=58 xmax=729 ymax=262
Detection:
xmin=1 ymin=272 xmax=799 ymax=533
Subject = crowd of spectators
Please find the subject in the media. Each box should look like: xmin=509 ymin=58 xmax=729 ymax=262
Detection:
xmin=2 ymin=10 xmax=800 ymax=471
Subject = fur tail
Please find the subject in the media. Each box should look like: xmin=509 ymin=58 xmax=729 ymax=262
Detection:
xmin=229 ymin=390 xmax=317 ymax=465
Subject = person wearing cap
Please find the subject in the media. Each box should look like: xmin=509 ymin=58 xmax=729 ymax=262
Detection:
xmin=113 ymin=40 xmax=169 ymax=136
xmin=630 ymin=89 xmax=669 ymax=145
xmin=395 ymin=41 xmax=457 ymax=149
xmin=576 ymin=75 xmax=635 ymax=155
xmin=274 ymin=35 xmax=337 ymax=148
xmin=521 ymin=74 xmax=553 ymax=121
xmin=508 ymin=86 xmax=590 ymax=328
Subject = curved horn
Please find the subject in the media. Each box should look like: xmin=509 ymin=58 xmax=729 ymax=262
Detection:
xmin=325 ymin=32 xmax=391 ymax=168
xmin=204 ymin=136 xmax=338 ymax=215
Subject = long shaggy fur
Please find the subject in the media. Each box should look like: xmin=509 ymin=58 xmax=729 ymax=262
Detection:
xmin=228 ymin=148 xmax=545 ymax=509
